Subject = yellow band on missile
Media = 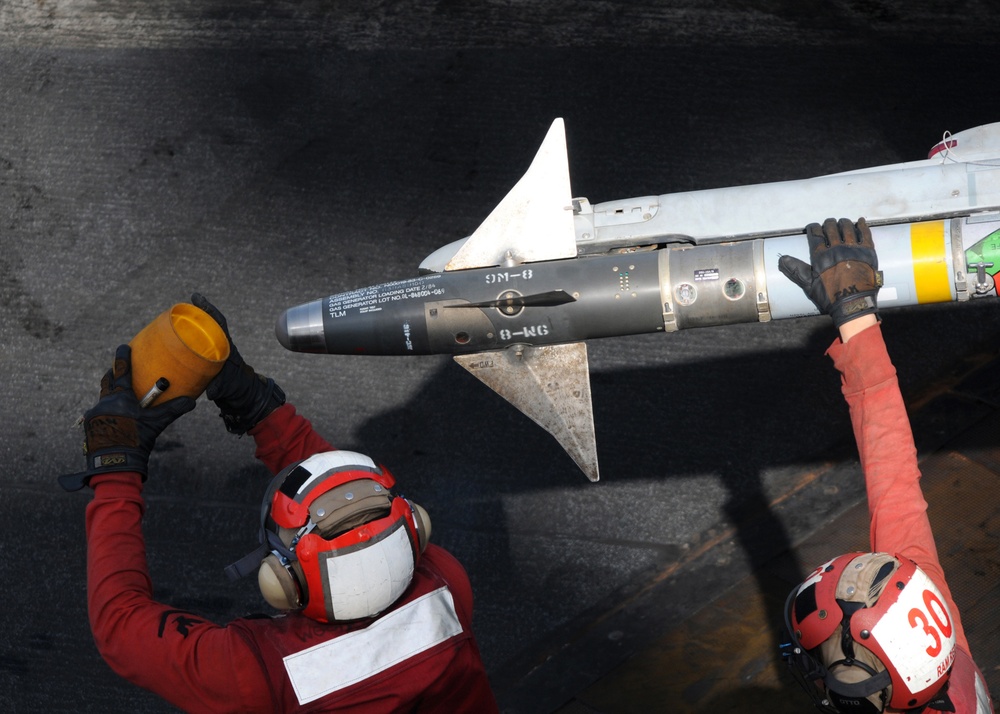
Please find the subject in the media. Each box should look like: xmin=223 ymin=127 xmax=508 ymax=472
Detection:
xmin=910 ymin=220 xmax=952 ymax=304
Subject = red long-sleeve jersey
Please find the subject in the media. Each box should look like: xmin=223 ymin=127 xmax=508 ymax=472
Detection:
xmin=827 ymin=324 xmax=993 ymax=713
xmin=86 ymin=403 xmax=499 ymax=713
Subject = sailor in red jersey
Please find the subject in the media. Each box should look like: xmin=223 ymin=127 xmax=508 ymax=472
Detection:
xmin=64 ymin=294 xmax=498 ymax=713
xmin=778 ymin=219 xmax=994 ymax=713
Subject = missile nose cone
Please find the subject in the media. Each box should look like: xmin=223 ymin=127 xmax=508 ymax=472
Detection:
xmin=274 ymin=311 xmax=291 ymax=349
xmin=275 ymin=300 xmax=327 ymax=353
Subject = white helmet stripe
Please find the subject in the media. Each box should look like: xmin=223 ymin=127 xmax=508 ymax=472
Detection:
xmin=293 ymin=451 xmax=379 ymax=497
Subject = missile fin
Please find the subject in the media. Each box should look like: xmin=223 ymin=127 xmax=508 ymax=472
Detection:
xmin=445 ymin=118 xmax=577 ymax=271
xmin=454 ymin=342 xmax=599 ymax=481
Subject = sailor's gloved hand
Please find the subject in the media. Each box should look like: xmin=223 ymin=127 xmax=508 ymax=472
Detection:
xmin=191 ymin=293 xmax=286 ymax=435
xmin=778 ymin=217 xmax=882 ymax=327
xmin=59 ymin=344 xmax=196 ymax=492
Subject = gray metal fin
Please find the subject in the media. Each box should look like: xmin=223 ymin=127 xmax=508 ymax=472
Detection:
xmin=444 ymin=118 xmax=577 ymax=271
xmin=454 ymin=342 xmax=599 ymax=481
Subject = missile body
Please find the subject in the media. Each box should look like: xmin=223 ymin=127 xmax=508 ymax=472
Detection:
xmin=277 ymin=252 xmax=665 ymax=356
xmin=277 ymin=216 xmax=999 ymax=356
xmin=276 ymin=119 xmax=1000 ymax=481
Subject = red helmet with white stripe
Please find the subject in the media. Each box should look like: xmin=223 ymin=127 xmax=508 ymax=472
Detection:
xmin=783 ymin=552 xmax=957 ymax=713
xmin=226 ymin=451 xmax=431 ymax=623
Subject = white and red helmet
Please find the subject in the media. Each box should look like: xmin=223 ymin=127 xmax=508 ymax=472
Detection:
xmin=226 ymin=451 xmax=431 ymax=623
xmin=784 ymin=552 xmax=957 ymax=713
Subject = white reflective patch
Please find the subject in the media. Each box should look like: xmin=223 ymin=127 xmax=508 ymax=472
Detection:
xmin=324 ymin=524 xmax=415 ymax=621
xmin=975 ymin=670 xmax=992 ymax=714
xmin=870 ymin=568 xmax=956 ymax=694
xmin=284 ymin=586 xmax=463 ymax=705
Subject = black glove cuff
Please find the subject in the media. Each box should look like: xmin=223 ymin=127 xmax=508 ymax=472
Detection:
xmin=58 ymin=448 xmax=150 ymax=492
xmin=830 ymin=290 xmax=879 ymax=327
xmin=220 ymin=379 xmax=287 ymax=435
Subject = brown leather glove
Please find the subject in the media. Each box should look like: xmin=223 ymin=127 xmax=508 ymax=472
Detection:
xmin=60 ymin=345 xmax=196 ymax=491
xmin=778 ymin=217 xmax=882 ymax=327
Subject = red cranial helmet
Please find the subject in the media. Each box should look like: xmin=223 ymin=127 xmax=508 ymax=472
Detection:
xmin=783 ymin=553 xmax=957 ymax=713
xmin=226 ymin=451 xmax=431 ymax=623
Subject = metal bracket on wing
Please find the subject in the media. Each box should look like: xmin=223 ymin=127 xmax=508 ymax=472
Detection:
xmin=444 ymin=118 xmax=578 ymax=271
xmin=454 ymin=342 xmax=599 ymax=482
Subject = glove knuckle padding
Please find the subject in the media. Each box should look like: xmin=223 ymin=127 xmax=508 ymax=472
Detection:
xmin=60 ymin=346 xmax=196 ymax=491
xmin=817 ymin=248 xmax=877 ymax=297
xmin=779 ymin=218 xmax=880 ymax=328
xmin=85 ymin=414 xmax=140 ymax=451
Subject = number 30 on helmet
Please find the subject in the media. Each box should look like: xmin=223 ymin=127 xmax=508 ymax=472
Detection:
xmin=225 ymin=451 xmax=431 ymax=623
xmin=782 ymin=552 xmax=957 ymax=713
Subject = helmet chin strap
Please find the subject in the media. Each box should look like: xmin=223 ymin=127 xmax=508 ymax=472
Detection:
xmin=824 ymin=658 xmax=891 ymax=700
xmin=824 ymin=600 xmax=891 ymax=711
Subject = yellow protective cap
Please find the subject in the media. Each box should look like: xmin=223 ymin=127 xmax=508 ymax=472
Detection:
xmin=128 ymin=303 xmax=231 ymax=405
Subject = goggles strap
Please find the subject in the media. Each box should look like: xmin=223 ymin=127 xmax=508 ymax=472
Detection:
xmin=225 ymin=527 xmax=299 ymax=580
xmin=225 ymin=542 xmax=271 ymax=581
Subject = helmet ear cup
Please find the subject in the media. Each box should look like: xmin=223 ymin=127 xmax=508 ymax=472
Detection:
xmin=258 ymin=554 xmax=303 ymax=611
xmin=409 ymin=501 xmax=432 ymax=553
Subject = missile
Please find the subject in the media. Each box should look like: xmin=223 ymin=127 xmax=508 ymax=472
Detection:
xmin=276 ymin=119 xmax=1000 ymax=482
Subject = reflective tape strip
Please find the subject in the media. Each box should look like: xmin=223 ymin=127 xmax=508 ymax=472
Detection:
xmin=283 ymin=586 xmax=463 ymax=705
xmin=975 ymin=671 xmax=992 ymax=714
xmin=910 ymin=220 xmax=952 ymax=303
